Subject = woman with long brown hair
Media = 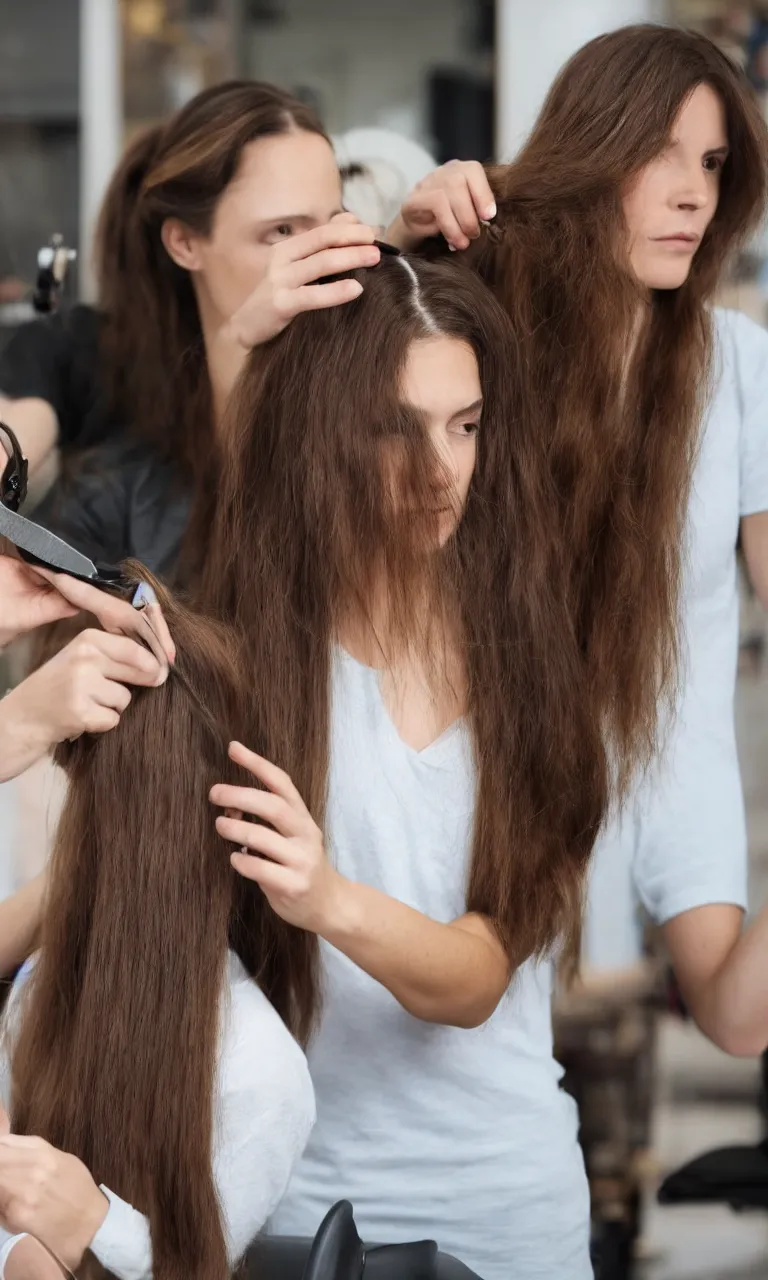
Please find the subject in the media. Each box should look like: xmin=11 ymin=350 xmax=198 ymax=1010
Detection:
xmin=391 ymin=28 xmax=768 ymax=1050
xmin=0 ymin=79 xmax=380 ymax=579
xmin=0 ymin=573 xmax=315 ymax=1280
xmin=184 ymin=248 xmax=605 ymax=1279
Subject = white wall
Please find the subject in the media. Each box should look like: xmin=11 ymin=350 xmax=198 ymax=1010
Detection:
xmin=495 ymin=0 xmax=668 ymax=160
xmin=244 ymin=0 xmax=472 ymax=150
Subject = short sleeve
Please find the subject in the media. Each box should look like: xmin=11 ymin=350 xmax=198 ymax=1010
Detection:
xmin=731 ymin=311 xmax=768 ymax=517
xmin=631 ymin=609 xmax=747 ymax=926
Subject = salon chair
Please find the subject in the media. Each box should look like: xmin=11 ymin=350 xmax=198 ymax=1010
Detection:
xmin=246 ymin=1201 xmax=483 ymax=1279
xmin=657 ymin=1050 xmax=768 ymax=1214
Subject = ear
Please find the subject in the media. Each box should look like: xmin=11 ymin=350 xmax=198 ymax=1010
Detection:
xmin=161 ymin=217 xmax=204 ymax=273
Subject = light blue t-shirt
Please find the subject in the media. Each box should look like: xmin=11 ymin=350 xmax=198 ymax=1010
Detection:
xmin=271 ymin=648 xmax=592 ymax=1280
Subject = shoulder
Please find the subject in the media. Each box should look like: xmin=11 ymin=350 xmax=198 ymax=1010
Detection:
xmin=713 ymin=306 xmax=768 ymax=374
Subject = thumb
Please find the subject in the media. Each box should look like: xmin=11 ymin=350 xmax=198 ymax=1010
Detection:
xmin=0 ymin=1102 xmax=10 ymax=1137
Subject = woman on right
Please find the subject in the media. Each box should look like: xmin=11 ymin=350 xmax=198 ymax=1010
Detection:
xmin=391 ymin=25 xmax=768 ymax=1056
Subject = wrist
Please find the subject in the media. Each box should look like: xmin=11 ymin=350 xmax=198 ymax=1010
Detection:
xmin=316 ymin=872 xmax=365 ymax=947
xmin=0 ymin=686 xmax=53 ymax=782
xmin=61 ymin=1186 xmax=109 ymax=1270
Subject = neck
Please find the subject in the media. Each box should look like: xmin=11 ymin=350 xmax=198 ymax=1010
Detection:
xmin=196 ymin=292 xmax=249 ymax=434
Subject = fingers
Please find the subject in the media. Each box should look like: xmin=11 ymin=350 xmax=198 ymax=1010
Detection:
xmin=289 ymin=279 xmax=364 ymax=316
xmin=280 ymin=219 xmax=377 ymax=266
xmin=209 ymin=784 xmax=296 ymax=834
xmin=286 ymin=242 xmax=380 ymax=289
xmin=227 ymin=742 xmax=305 ymax=807
xmin=64 ymin=630 xmax=165 ymax=688
xmin=446 ymin=160 xmax=496 ymax=223
xmin=230 ymin=849 xmax=294 ymax=892
xmin=30 ymin=570 xmax=175 ymax=666
xmin=0 ymin=1103 xmax=9 ymax=1138
xmin=216 ymin=816 xmax=289 ymax=859
xmin=421 ymin=189 xmax=467 ymax=250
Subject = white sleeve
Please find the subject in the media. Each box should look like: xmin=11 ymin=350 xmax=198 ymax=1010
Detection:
xmin=1 ymin=969 xmax=313 ymax=1280
xmin=91 ymin=984 xmax=315 ymax=1279
xmin=733 ymin=312 xmax=768 ymax=517
xmin=631 ymin=609 xmax=747 ymax=926
xmin=212 ymin=977 xmax=316 ymax=1266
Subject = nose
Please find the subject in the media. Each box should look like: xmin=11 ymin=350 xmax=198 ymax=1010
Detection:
xmin=672 ymin=161 xmax=709 ymax=212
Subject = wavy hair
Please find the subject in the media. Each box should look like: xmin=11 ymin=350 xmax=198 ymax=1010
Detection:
xmin=451 ymin=24 xmax=768 ymax=785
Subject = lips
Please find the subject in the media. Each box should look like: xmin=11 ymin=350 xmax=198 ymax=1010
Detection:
xmin=654 ymin=233 xmax=701 ymax=247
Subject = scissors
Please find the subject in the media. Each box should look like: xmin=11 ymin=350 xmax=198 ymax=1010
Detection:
xmin=0 ymin=420 xmax=169 ymax=669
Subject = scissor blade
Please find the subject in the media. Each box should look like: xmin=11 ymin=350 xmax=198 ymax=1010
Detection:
xmin=0 ymin=504 xmax=101 ymax=581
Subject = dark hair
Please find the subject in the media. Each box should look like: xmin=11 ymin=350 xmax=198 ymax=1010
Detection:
xmin=202 ymin=254 xmax=607 ymax=971
xmin=96 ymin=80 xmax=330 ymax=476
xmin=9 ymin=568 xmax=316 ymax=1280
xmin=452 ymin=24 xmax=768 ymax=787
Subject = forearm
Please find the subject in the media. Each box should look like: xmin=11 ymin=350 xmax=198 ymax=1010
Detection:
xmin=0 ymin=874 xmax=44 ymax=978
xmin=0 ymin=397 xmax=58 ymax=479
xmin=322 ymin=880 xmax=509 ymax=1028
xmin=0 ymin=690 xmax=53 ymax=782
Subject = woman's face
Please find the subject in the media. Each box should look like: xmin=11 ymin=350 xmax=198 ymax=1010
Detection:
xmin=167 ymin=128 xmax=343 ymax=326
xmin=622 ymin=83 xmax=729 ymax=289
xmin=399 ymin=335 xmax=482 ymax=547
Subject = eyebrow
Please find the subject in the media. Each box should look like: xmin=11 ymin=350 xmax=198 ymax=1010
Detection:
xmin=448 ymin=399 xmax=483 ymax=423
xmin=704 ymin=145 xmax=730 ymax=157
xmin=256 ymin=208 xmax=346 ymax=227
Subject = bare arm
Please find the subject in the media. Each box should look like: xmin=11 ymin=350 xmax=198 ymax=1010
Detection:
xmin=741 ymin=511 xmax=768 ymax=609
xmin=320 ymin=889 xmax=510 ymax=1028
xmin=662 ymin=903 xmax=768 ymax=1056
xmin=0 ymin=396 xmax=58 ymax=480
xmin=212 ymin=743 xmax=511 ymax=1030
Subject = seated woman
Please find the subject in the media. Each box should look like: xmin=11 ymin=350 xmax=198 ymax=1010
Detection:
xmin=0 ymin=572 xmax=316 ymax=1280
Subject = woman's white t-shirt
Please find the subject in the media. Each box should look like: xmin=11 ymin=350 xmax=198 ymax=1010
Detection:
xmin=271 ymin=647 xmax=591 ymax=1280
xmin=272 ymin=308 xmax=768 ymax=1280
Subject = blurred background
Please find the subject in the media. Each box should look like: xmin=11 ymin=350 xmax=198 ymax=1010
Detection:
xmin=0 ymin=2 xmax=767 ymax=1278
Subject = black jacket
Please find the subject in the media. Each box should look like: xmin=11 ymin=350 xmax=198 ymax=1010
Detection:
xmin=0 ymin=306 xmax=190 ymax=578
xmin=34 ymin=434 xmax=191 ymax=580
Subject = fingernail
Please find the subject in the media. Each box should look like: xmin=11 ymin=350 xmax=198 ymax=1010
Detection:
xmin=448 ymin=243 xmax=456 ymax=252
xmin=486 ymin=202 xmax=496 ymax=219
xmin=132 ymin=581 xmax=158 ymax=609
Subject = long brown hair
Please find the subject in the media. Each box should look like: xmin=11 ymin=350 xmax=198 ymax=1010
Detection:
xmin=444 ymin=24 xmax=768 ymax=786
xmin=96 ymin=80 xmax=329 ymax=475
xmin=9 ymin=569 xmax=316 ymax=1280
xmin=203 ymin=255 xmax=607 ymax=970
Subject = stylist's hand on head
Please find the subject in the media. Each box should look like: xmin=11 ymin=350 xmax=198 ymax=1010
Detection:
xmin=222 ymin=213 xmax=381 ymax=353
xmin=0 ymin=1104 xmax=107 ymax=1277
xmin=387 ymin=160 xmax=496 ymax=252
xmin=210 ymin=742 xmax=346 ymax=935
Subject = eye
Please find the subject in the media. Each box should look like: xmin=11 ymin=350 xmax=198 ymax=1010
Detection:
xmin=264 ymin=223 xmax=295 ymax=245
xmin=703 ymin=154 xmax=725 ymax=173
xmin=456 ymin=420 xmax=479 ymax=436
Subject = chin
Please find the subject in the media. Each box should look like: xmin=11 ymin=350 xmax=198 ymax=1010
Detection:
xmin=639 ymin=260 xmax=694 ymax=291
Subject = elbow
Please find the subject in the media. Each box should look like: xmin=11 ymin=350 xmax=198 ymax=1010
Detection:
xmin=711 ymin=1024 xmax=768 ymax=1059
xmin=409 ymin=988 xmax=505 ymax=1030
xmin=697 ymin=1011 xmax=768 ymax=1059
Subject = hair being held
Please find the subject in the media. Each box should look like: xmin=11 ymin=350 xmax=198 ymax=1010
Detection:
xmin=448 ymin=24 xmax=768 ymax=787
xmin=8 ymin=568 xmax=317 ymax=1280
